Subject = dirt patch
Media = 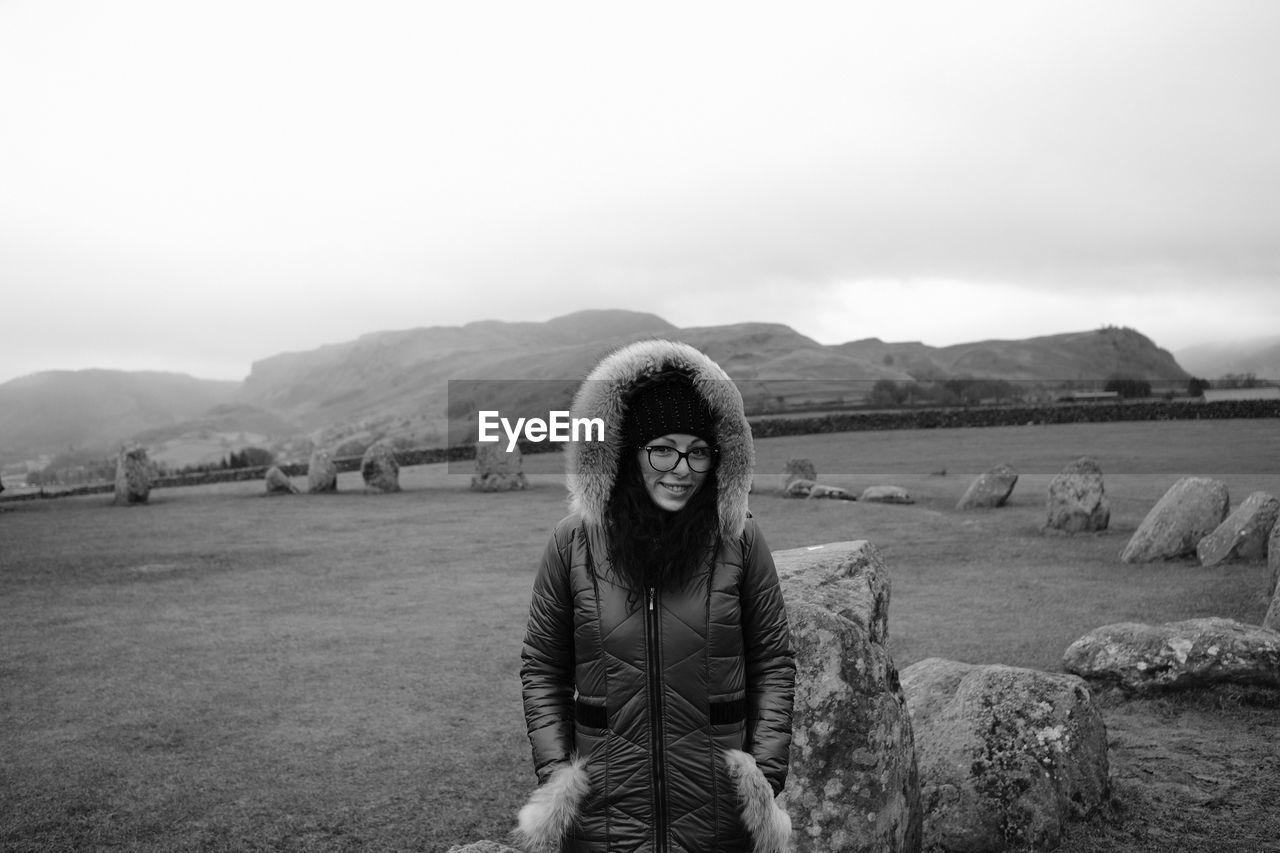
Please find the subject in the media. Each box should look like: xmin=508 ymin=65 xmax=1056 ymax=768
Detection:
xmin=1056 ymin=685 xmax=1280 ymax=853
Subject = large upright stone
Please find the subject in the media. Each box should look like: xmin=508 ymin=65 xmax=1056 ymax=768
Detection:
xmin=113 ymin=446 xmax=151 ymax=505
xmin=773 ymin=541 xmax=922 ymax=853
xmin=1119 ymin=476 xmax=1230 ymax=563
xmin=307 ymin=449 xmax=338 ymax=493
xmin=783 ymin=457 xmax=817 ymax=490
xmin=901 ymin=659 xmax=1109 ymax=852
xmin=1196 ymin=491 xmax=1279 ymax=567
xmin=1045 ymin=456 xmax=1110 ymax=532
xmin=956 ymin=463 xmax=1018 ymax=510
xmin=471 ymin=443 xmax=528 ymax=492
xmin=361 ymin=442 xmax=401 ymax=492
xmin=1063 ymin=618 xmax=1280 ymax=692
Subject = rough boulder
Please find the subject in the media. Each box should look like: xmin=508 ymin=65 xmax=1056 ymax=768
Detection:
xmin=1119 ymin=477 xmax=1229 ymax=563
xmin=783 ymin=457 xmax=817 ymax=490
xmin=773 ymin=540 xmax=922 ymax=853
xmin=901 ymin=659 xmax=1109 ymax=852
xmin=113 ymin=446 xmax=152 ymax=505
xmin=307 ymin=450 xmax=338 ymax=493
xmin=361 ymin=443 xmax=401 ymax=493
xmin=956 ymin=464 xmax=1018 ymax=510
xmin=1045 ymin=457 xmax=1110 ymax=533
xmin=471 ymin=443 xmax=528 ymax=492
xmin=1196 ymin=490 xmax=1279 ymax=567
xmin=264 ymin=466 xmax=299 ymax=495
xmin=1062 ymin=617 xmax=1280 ymax=692
xmin=860 ymin=486 xmax=914 ymax=505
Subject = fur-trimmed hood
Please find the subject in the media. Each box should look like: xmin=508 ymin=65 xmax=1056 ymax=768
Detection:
xmin=566 ymin=339 xmax=754 ymax=538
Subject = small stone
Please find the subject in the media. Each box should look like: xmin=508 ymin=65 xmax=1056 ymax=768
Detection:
xmin=361 ymin=442 xmax=401 ymax=492
xmin=471 ymin=442 xmax=528 ymax=492
xmin=806 ymin=483 xmax=857 ymax=501
xmin=956 ymin=463 xmax=1017 ymax=510
xmin=860 ymin=485 xmax=914 ymax=504
xmin=264 ymin=466 xmax=299 ymax=495
xmin=783 ymin=478 xmax=815 ymax=498
xmin=783 ymin=457 xmax=817 ymax=490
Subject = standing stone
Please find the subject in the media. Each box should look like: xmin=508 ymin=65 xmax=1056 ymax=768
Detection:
xmin=307 ymin=449 xmax=338 ymax=493
xmin=1063 ymin=618 xmax=1280 ymax=692
xmin=773 ymin=541 xmax=922 ymax=853
xmin=264 ymin=466 xmax=299 ymax=495
xmin=901 ymin=659 xmax=1109 ymax=852
xmin=113 ymin=446 xmax=151 ymax=505
xmin=1045 ymin=457 xmax=1110 ymax=533
xmin=1196 ymin=491 xmax=1279 ymax=567
xmin=783 ymin=457 xmax=817 ymax=490
xmin=471 ymin=442 xmax=528 ymax=492
xmin=361 ymin=442 xmax=401 ymax=492
xmin=956 ymin=463 xmax=1018 ymax=510
xmin=1119 ymin=477 xmax=1230 ymax=563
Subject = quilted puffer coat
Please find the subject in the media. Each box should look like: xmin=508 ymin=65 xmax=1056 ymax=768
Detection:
xmin=517 ymin=340 xmax=795 ymax=853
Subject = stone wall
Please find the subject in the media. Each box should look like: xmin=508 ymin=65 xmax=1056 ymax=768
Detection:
xmin=748 ymin=399 xmax=1280 ymax=439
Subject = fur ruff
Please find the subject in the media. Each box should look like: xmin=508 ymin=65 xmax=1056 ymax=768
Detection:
xmin=566 ymin=339 xmax=754 ymax=539
xmin=725 ymin=749 xmax=792 ymax=853
xmin=513 ymin=757 xmax=590 ymax=853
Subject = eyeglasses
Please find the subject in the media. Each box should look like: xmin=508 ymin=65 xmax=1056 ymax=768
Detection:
xmin=641 ymin=445 xmax=718 ymax=473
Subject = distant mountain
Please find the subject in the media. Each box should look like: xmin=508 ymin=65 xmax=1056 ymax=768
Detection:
xmin=0 ymin=370 xmax=237 ymax=464
xmin=1175 ymin=335 xmax=1280 ymax=382
xmin=838 ymin=326 xmax=1190 ymax=384
xmin=0 ymin=312 xmax=1198 ymax=468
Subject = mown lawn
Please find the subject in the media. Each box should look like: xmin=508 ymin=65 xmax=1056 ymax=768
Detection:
xmin=2 ymin=419 xmax=1277 ymax=851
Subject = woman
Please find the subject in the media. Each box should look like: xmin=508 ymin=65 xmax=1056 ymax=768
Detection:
xmin=516 ymin=340 xmax=795 ymax=853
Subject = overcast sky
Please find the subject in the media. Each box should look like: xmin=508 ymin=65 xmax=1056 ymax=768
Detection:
xmin=2 ymin=0 xmax=1278 ymax=385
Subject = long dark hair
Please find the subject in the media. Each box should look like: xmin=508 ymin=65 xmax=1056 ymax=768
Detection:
xmin=603 ymin=447 xmax=720 ymax=607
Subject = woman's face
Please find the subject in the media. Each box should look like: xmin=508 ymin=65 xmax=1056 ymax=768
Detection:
xmin=636 ymin=433 xmax=712 ymax=512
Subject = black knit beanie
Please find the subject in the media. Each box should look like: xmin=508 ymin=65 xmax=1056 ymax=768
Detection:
xmin=622 ymin=373 xmax=716 ymax=447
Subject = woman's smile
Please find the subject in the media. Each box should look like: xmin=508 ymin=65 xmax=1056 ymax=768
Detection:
xmin=638 ymin=433 xmax=709 ymax=512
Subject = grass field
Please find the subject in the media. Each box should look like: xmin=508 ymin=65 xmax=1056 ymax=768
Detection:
xmin=2 ymin=419 xmax=1278 ymax=852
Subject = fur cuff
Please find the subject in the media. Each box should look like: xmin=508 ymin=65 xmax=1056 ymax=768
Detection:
xmin=514 ymin=757 xmax=590 ymax=853
xmin=725 ymin=749 xmax=792 ymax=853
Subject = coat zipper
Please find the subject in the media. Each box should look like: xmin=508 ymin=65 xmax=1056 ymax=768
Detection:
xmin=647 ymin=585 xmax=669 ymax=852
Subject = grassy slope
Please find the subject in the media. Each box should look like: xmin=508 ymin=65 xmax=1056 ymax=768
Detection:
xmin=1 ymin=420 xmax=1278 ymax=852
